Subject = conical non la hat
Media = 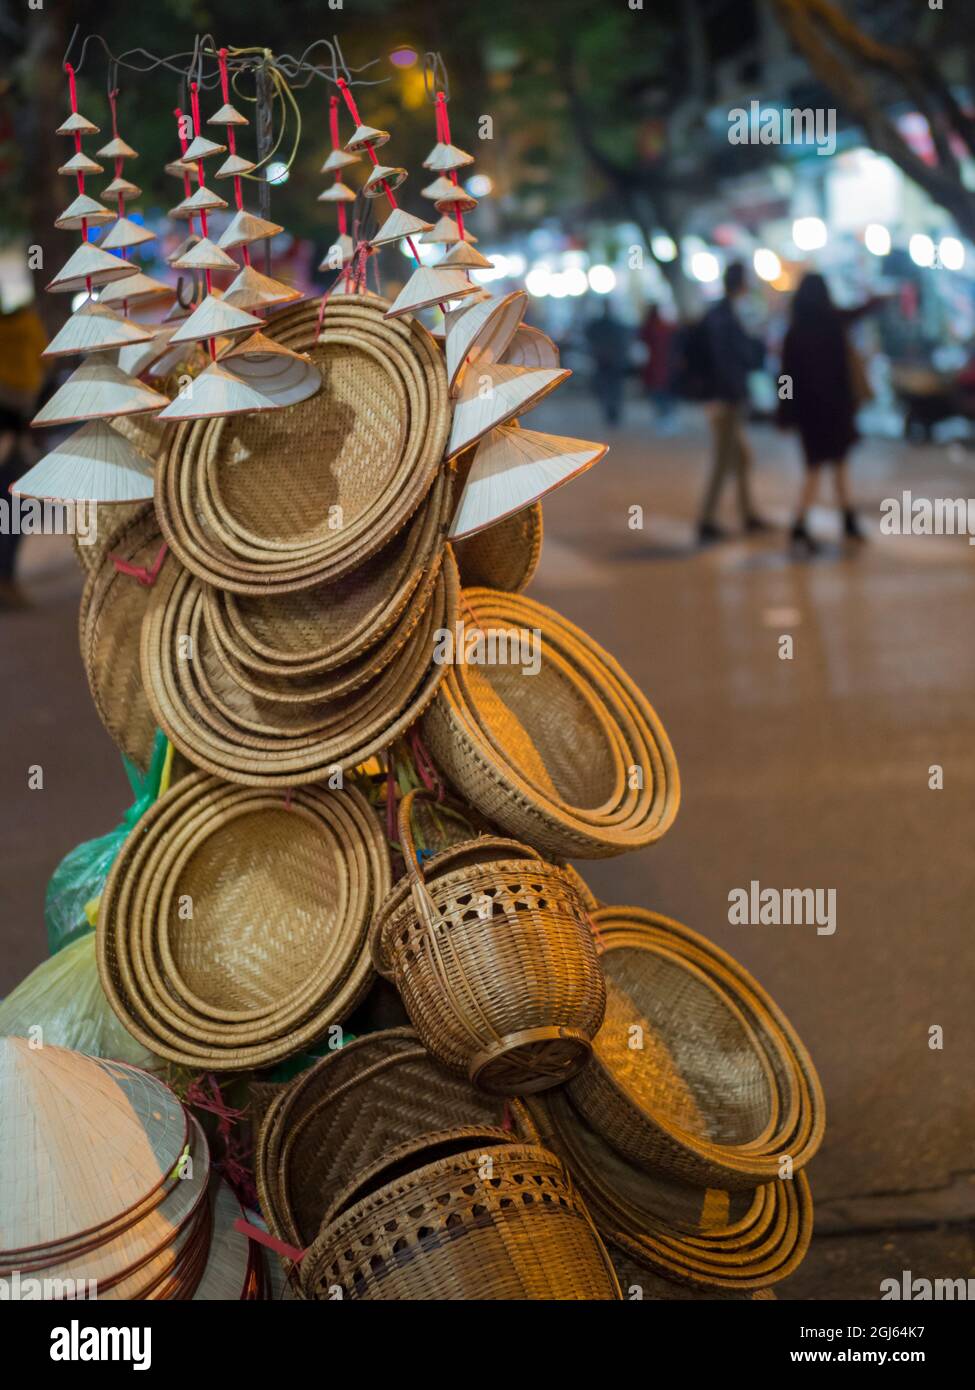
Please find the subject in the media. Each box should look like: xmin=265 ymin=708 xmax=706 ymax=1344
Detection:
xmin=168 ymin=293 xmax=263 ymax=346
xmin=362 ymin=164 xmax=408 ymax=198
xmin=218 ymin=331 xmax=322 ymax=408
xmin=55 ymin=193 xmax=114 ymax=231
xmin=98 ymin=272 xmax=175 ymax=306
xmin=10 ymin=420 xmax=157 ymax=504
xmin=168 ymin=232 xmax=200 ymax=265
xmin=221 ymin=264 xmax=301 ymax=310
xmin=444 ymin=289 xmax=528 ymax=392
xmin=422 ymin=215 xmax=476 ymax=246
xmin=156 ymin=361 xmax=280 ymax=421
xmin=369 ymin=207 xmax=434 ymax=247
xmin=59 ymin=151 xmax=103 ymax=177
xmin=502 ymin=323 xmax=561 ymax=370
xmin=384 ymin=265 xmax=479 ymax=319
xmin=435 ymin=185 xmax=478 ymax=214
xmin=421 ymin=175 xmax=457 ymax=201
xmin=317 ymin=181 xmax=356 ymax=204
xmin=96 ymin=135 xmax=138 ymax=161
xmin=165 ymin=158 xmax=194 ymax=179
xmin=217 ymin=209 xmax=283 ymax=250
xmin=446 ymin=361 xmax=570 ymax=458
xmin=208 ymin=102 xmax=249 ymax=126
xmin=0 ymin=1040 xmax=188 ymax=1252
xmin=215 ymin=153 xmax=256 ymax=179
xmin=31 ymin=359 xmax=170 ymax=428
xmin=345 ymin=122 xmax=390 ymax=152
xmin=321 ymin=148 xmax=359 ymax=174
xmin=169 ymin=185 xmax=229 ymax=219
xmin=442 ymin=240 xmax=493 ymax=270
xmin=117 ymin=325 xmax=179 ymax=379
xmin=183 ymin=134 xmax=227 ymax=161
xmin=319 ymin=234 xmax=354 ymax=270
xmin=46 ymin=242 xmax=137 ymax=294
xmin=449 ymin=424 xmax=606 ymax=539
xmin=102 ymin=175 xmax=141 ymax=200
xmin=56 ymin=111 xmax=99 ymax=136
xmin=100 ymin=216 xmax=156 ymax=252
xmin=42 ymin=301 xmax=154 ymax=358
xmin=172 ymin=236 xmax=238 ymax=271
xmin=423 ymin=141 xmax=475 ymax=171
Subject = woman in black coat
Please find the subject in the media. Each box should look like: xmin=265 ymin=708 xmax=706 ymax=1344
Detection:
xmin=779 ymin=273 xmax=879 ymax=551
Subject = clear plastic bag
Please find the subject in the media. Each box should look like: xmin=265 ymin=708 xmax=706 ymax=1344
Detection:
xmin=44 ymin=730 xmax=172 ymax=955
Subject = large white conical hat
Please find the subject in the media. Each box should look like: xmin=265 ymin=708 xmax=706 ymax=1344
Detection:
xmin=385 ymin=266 xmax=479 ymax=320
xmin=98 ymin=272 xmax=175 ymax=306
xmin=444 ymin=290 xmax=528 ymax=392
xmin=11 ymin=420 xmax=155 ymax=503
xmin=58 ymin=151 xmax=103 ymax=177
xmin=56 ymin=112 xmax=99 ymax=136
xmin=156 ymin=361 xmax=278 ymax=420
xmin=442 ymin=241 xmax=493 ymax=270
xmin=423 ymin=141 xmax=475 ymax=172
xmin=215 ymin=153 xmax=256 ymax=179
xmin=221 ymin=264 xmax=301 ymax=310
xmin=449 ymin=424 xmax=606 ymax=538
xmin=208 ymin=102 xmax=249 ymax=126
xmin=168 ymin=294 xmax=262 ymax=345
xmin=421 ymin=215 xmax=476 ymax=246
xmin=100 ymin=216 xmax=156 ymax=252
xmin=345 ymin=123 xmax=389 ymax=152
xmin=182 ymin=134 xmax=227 ymax=161
xmin=217 ymin=210 xmax=283 ymax=250
xmin=321 ymin=149 xmax=359 ymax=174
xmin=43 ymin=302 xmax=154 ymax=358
xmin=362 ymin=164 xmax=407 ymax=198
xmin=96 ymin=135 xmax=138 ymax=161
xmin=369 ymin=207 xmax=434 ymax=248
xmin=172 ymin=237 xmax=238 ymax=271
xmin=218 ymin=333 xmax=322 ymax=408
xmin=46 ymin=243 xmax=137 ymax=294
xmin=31 ymin=360 xmax=170 ymax=428
xmin=446 ymin=362 xmax=570 ymax=458
xmin=55 ymin=194 xmax=114 ymax=230
xmin=502 ymin=323 xmax=561 ymax=370
xmin=169 ymin=185 xmax=228 ymax=219
xmin=116 ymin=325 xmax=179 ymax=379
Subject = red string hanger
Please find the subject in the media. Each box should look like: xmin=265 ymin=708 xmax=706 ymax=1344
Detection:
xmin=334 ymin=76 xmax=422 ymax=268
xmin=217 ymin=47 xmax=250 ymax=267
xmin=190 ymin=82 xmax=217 ymax=361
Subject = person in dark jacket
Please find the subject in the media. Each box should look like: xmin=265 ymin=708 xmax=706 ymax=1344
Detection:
xmin=697 ymin=262 xmax=769 ymax=543
xmin=779 ymin=272 xmax=880 ymax=551
xmin=585 ymin=301 xmax=630 ymax=428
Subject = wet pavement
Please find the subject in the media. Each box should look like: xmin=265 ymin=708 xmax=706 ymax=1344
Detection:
xmin=1 ymin=384 xmax=972 ymax=1298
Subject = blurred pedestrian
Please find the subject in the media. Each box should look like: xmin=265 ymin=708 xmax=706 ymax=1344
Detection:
xmin=0 ymin=303 xmax=47 ymax=608
xmin=639 ymin=304 xmax=677 ymax=431
xmin=778 ymin=273 xmax=880 ymax=552
xmin=585 ymin=301 xmax=630 ymax=428
xmin=696 ymin=262 xmax=769 ymax=543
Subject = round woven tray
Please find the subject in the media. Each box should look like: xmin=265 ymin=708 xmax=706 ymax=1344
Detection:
xmin=566 ymin=907 xmax=825 ymax=1189
xmin=454 ymin=501 xmax=542 ymax=593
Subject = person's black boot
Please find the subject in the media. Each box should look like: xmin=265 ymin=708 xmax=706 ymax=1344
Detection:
xmin=790 ymin=518 xmax=821 ymax=554
xmin=843 ymin=508 xmax=867 ymax=542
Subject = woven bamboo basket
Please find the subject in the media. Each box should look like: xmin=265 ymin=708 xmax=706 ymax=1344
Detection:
xmin=254 ymin=1028 xmax=540 ymax=1256
xmin=453 ymin=500 xmax=542 ymax=593
xmin=566 ymin=907 xmax=825 ymax=1189
xmin=608 ymin=1241 xmax=775 ymax=1301
xmin=301 ymin=1131 xmax=621 ymax=1301
xmin=371 ymin=788 xmax=605 ymax=1094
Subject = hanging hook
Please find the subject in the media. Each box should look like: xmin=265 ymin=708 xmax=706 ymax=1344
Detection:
xmin=423 ymin=52 xmax=449 ymax=103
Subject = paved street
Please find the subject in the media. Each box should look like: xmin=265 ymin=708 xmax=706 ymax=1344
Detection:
xmin=2 ymin=384 xmax=973 ymax=1297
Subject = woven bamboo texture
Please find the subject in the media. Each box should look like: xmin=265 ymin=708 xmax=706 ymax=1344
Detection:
xmin=454 ymin=501 xmax=542 ymax=593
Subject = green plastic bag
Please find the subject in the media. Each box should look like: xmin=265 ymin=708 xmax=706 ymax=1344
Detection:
xmin=44 ymin=731 xmax=171 ymax=955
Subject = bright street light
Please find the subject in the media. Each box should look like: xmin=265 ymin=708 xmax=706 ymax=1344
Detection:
xmin=864 ymin=223 xmax=891 ymax=256
xmin=792 ymin=217 xmax=827 ymax=251
xmin=587 ymin=264 xmax=616 ymax=294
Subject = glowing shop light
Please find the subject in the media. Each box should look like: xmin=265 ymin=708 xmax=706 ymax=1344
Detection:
xmin=266 ymin=161 xmax=289 ymax=186
xmin=71 ymin=290 xmax=93 ymax=311
xmin=792 ymin=217 xmax=827 ymax=251
xmin=753 ymin=248 xmax=782 ymax=282
xmin=400 ymin=239 xmax=440 ymax=264
xmin=587 ymin=264 xmax=616 ymax=294
xmin=689 ymin=251 xmax=721 ymax=283
xmin=563 ymin=266 xmax=589 ymax=296
xmin=909 ymin=233 xmax=935 ymax=268
xmin=465 ymin=174 xmax=493 ymax=198
xmin=547 ymin=271 xmax=569 ymax=299
xmin=525 ymin=264 xmax=553 ymax=297
xmin=938 ymin=236 xmax=965 ymax=271
xmin=473 ymin=254 xmax=509 ymax=283
xmin=864 ymin=223 xmax=891 ymax=256
xmin=390 ymin=47 xmax=418 ymax=67
xmin=651 ymin=233 xmax=677 ymax=263
xmin=505 ymin=252 xmax=527 ymax=277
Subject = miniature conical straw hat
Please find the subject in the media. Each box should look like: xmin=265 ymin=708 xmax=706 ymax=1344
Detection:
xmin=156 ymin=361 xmax=279 ymax=420
xmin=421 ymin=175 xmax=457 ymax=201
xmin=96 ymin=135 xmax=138 ymax=160
xmin=435 ymin=186 xmax=478 ymax=213
xmin=385 ymin=265 xmax=478 ymax=319
xmin=444 ymin=290 xmax=528 ymax=392
xmin=117 ymin=325 xmax=179 ymax=379
xmin=319 ymin=234 xmax=355 ymax=270
xmin=170 ymin=185 xmax=229 ymax=218
xmin=318 ymin=182 xmax=357 ymax=203
xmin=165 ymin=158 xmax=194 ymax=179
xmin=98 ymin=272 xmax=175 ymax=305
xmin=0 ymin=1039 xmax=188 ymax=1253
xmin=217 ymin=209 xmax=283 ymax=250
xmin=31 ymin=360 xmax=170 ymax=428
xmin=100 ymin=216 xmax=156 ymax=251
xmin=173 ymin=237 xmax=238 ymax=271
xmin=55 ymin=193 xmax=114 ymax=230
xmin=168 ymin=233 xmax=200 ymax=264
xmin=59 ymin=151 xmax=103 ymax=176
xmin=209 ymin=102 xmax=249 ymax=126
xmin=11 ymin=420 xmax=156 ymax=503
xmin=449 ymin=424 xmax=606 ymax=538
xmin=169 ymin=294 xmax=263 ymax=346
xmin=442 ymin=241 xmax=493 ymax=270
xmin=362 ymin=164 xmax=408 ymax=197
xmin=345 ymin=123 xmax=390 ymax=152
xmin=503 ymin=323 xmax=561 ymax=370
xmin=57 ymin=111 xmax=99 ymax=136
xmin=43 ymin=301 xmax=154 ymax=358
xmin=369 ymin=207 xmax=434 ymax=247
xmin=422 ymin=215 xmax=476 ymax=246
xmin=46 ymin=242 xmax=137 ymax=293
xmin=321 ymin=149 xmax=359 ymax=174
xmin=103 ymin=175 xmax=141 ymax=199
xmin=218 ymin=332 xmax=322 ymax=408
xmin=446 ymin=362 xmax=570 ymax=458
xmin=215 ymin=153 xmax=256 ymax=179
xmin=183 ymin=134 xmax=227 ymax=161
xmin=423 ymin=141 xmax=475 ymax=171
xmin=221 ymin=264 xmax=301 ymax=310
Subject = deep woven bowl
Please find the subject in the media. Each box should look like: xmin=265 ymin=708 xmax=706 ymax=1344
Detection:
xmin=454 ymin=500 xmax=542 ymax=593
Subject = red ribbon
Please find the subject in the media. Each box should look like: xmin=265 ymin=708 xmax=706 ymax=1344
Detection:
xmin=232 ymin=1219 xmax=306 ymax=1264
xmin=111 ymin=542 xmax=168 ymax=588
